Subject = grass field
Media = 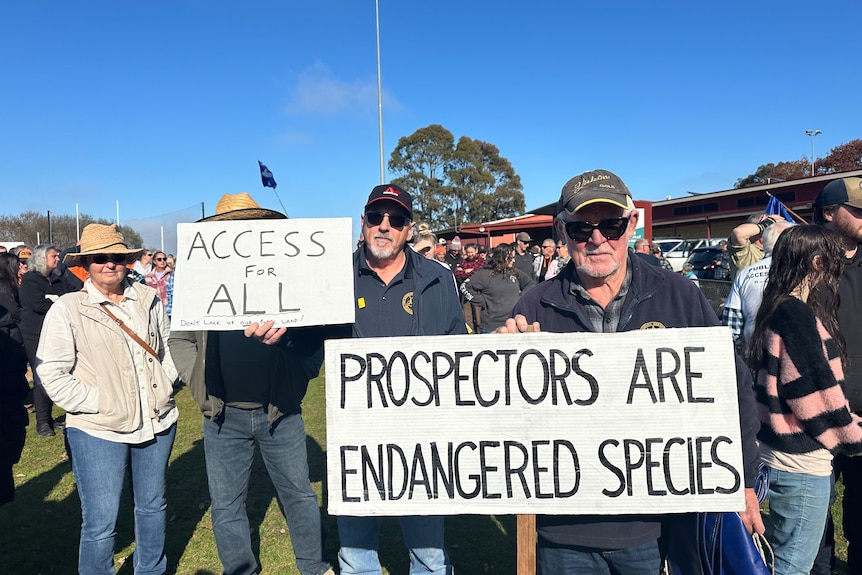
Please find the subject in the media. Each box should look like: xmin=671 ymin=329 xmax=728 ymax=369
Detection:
xmin=0 ymin=373 xmax=849 ymax=574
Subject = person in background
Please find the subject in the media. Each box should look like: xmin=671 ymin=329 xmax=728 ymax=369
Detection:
xmin=632 ymin=238 xmax=660 ymax=267
xmin=721 ymin=222 xmax=793 ymax=355
xmin=20 ymin=244 xmax=78 ymax=437
xmin=411 ymin=224 xmax=438 ymax=259
xmin=497 ymin=169 xmax=763 ymax=574
xmin=12 ymin=246 xmax=31 ymax=285
xmin=132 ymin=248 xmax=154 ymax=277
xmin=165 ymin=254 xmax=175 ymax=270
xmin=145 ymin=251 xmax=172 ymax=308
xmin=728 ymin=213 xmax=785 ymax=279
xmin=460 ymin=244 xmax=534 ymax=333
xmin=681 ymin=262 xmax=698 ymax=281
xmin=712 ymin=240 xmax=731 ymax=280
xmin=749 ymin=225 xmax=862 ymax=575
xmin=454 ymin=243 xmax=484 ymax=331
xmin=434 ymin=246 xmax=448 ymax=266
xmin=650 ymin=243 xmax=674 ymax=271
xmin=0 ymin=246 xmax=6 ymax=253
xmin=556 ymin=240 xmax=570 ymax=269
xmin=534 ymin=238 xmax=562 ymax=281
xmin=0 ymin=252 xmax=29 ymax=506
xmin=444 ymin=236 xmax=462 ymax=269
xmin=37 ymin=223 xmax=177 ymax=575
xmin=513 ymin=232 xmax=536 ymax=280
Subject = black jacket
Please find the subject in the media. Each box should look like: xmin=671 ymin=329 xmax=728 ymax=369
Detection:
xmin=838 ymin=247 xmax=862 ymax=413
xmin=19 ymin=270 xmax=77 ymax=341
xmin=512 ymin=254 xmax=761 ymax=550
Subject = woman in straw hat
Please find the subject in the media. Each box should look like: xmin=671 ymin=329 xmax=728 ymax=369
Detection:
xmin=36 ymin=223 xmax=178 ymax=575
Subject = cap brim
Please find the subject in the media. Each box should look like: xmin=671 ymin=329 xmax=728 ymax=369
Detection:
xmin=198 ymin=208 xmax=287 ymax=222
xmin=365 ymin=197 xmax=412 ymax=219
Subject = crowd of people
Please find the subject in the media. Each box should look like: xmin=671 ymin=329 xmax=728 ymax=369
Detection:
xmin=0 ymin=172 xmax=861 ymax=575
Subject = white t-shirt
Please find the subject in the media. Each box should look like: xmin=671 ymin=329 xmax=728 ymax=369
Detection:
xmin=725 ymin=255 xmax=772 ymax=349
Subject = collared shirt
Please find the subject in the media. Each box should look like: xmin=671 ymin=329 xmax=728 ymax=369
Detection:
xmin=354 ymin=251 xmax=416 ymax=338
xmin=568 ymin=263 xmax=633 ymax=333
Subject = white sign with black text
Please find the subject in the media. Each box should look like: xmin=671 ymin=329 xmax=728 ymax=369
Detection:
xmin=171 ymin=218 xmax=354 ymax=330
xmin=325 ymin=327 xmax=744 ymax=516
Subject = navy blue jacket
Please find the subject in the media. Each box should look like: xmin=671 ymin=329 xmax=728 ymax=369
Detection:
xmin=512 ymin=254 xmax=760 ymax=550
xmin=350 ymin=247 xmax=467 ymax=338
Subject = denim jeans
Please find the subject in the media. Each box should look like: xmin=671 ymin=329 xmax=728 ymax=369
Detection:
xmin=337 ymin=515 xmax=452 ymax=574
xmin=66 ymin=424 xmax=176 ymax=575
xmin=203 ymin=408 xmax=330 ymax=575
xmin=537 ymin=539 xmax=661 ymax=575
xmin=763 ymin=466 xmax=831 ymax=575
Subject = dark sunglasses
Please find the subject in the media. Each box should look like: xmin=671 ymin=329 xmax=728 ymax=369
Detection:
xmin=564 ymin=217 xmax=630 ymax=242
xmin=365 ymin=211 xmax=408 ymax=228
xmin=154 ymin=257 xmax=167 ymax=261
xmin=91 ymin=254 xmax=128 ymax=265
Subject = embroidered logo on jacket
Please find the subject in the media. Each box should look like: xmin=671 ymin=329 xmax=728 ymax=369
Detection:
xmin=402 ymin=292 xmax=414 ymax=315
xmin=640 ymin=321 xmax=666 ymax=329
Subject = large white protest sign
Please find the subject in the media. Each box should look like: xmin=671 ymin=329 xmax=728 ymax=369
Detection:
xmin=171 ymin=218 xmax=354 ymax=330
xmin=325 ymin=327 xmax=744 ymax=516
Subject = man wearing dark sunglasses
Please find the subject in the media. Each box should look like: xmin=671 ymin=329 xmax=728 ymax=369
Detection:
xmin=497 ymin=169 xmax=764 ymax=575
xmin=335 ymin=183 xmax=465 ymax=575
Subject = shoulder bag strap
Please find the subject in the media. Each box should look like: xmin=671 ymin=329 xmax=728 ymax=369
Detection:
xmin=98 ymin=302 xmax=160 ymax=361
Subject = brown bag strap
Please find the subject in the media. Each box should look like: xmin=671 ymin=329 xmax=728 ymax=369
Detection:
xmin=98 ymin=302 xmax=160 ymax=360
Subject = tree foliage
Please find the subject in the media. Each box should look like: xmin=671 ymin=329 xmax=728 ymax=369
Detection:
xmin=819 ymin=139 xmax=862 ymax=174
xmin=735 ymin=138 xmax=862 ymax=188
xmin=0 ymin=211 xmax=143 ymax=251
xmin=388 ymin=124 xmax=525 ymax=229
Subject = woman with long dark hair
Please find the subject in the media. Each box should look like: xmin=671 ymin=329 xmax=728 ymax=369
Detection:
xmin=460 ymin=244 xmax=535 ymax=333
xmin=0 ymin=253 xmax=29 ymax=505
xmin=749 ymin=225 xmax=862 ymax=575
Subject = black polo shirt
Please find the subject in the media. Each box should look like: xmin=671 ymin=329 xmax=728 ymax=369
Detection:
xmin=354 ymin=251 xmax=416 ymax=337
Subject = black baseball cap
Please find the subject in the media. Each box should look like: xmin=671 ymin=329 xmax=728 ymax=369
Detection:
xmin=815 ymin=177 xmax=862 ymax=209
xmin=365 ymin=184 xmax=413 ymax=218
xmin=558 ymin=169 xmax=632 ymax=216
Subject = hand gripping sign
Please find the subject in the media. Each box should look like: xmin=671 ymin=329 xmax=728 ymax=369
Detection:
xmin=171 ymin=218 xmax=354 ymax=330
xmin=325 ymin=327 xmax=745 ymax=517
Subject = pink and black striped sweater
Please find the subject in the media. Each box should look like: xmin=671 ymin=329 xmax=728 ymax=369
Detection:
xmin=754 ymin=297 xmax=862 ymax=456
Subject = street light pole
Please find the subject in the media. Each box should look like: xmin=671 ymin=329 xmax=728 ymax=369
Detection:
xmin=805 ymin=129 xmax=822 ymax=177
xmin=375 ymin=0 xmax=385 ymax=184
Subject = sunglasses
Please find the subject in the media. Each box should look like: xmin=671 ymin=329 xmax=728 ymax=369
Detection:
xmin=154 ymin=257 xmax=167 ymax=261
xmin=365 ymin=211 xmax=409 ymax=228
xmin=91 ymin=254 xmax=128 ymax=265
xmin=564 ymin=217 xmax=630 ymax=242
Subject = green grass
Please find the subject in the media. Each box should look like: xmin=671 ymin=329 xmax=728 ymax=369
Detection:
xmin=0 ymin=373 xmax=849 ymax=574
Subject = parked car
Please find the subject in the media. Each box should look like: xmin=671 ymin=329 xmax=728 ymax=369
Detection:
xmin=652 ymin=238 xmax=723 ymax=272
xmin=684 ymin=246 xmax=729 ymax=280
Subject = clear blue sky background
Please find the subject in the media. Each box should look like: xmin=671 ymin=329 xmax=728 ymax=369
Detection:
xmin=2 ymin=1 xmax=860 ymax=253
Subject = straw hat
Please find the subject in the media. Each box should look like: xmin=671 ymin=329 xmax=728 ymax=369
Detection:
xmin=63 ymin=223 xmax=144 ymax=265
xmin=198 ymin=192 xmax=286 ymax=222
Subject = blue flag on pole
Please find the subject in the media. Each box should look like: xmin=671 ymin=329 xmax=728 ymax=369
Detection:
xmin=259 ymin=161 xmax=277 ymax=189
xmin=765 ymin=196 xmax=793 ymax=222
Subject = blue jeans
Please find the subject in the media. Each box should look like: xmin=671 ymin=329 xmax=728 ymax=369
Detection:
xmin=337 ymin=515 xmax=452 ymax=574
xmin=763 ymin=466 xmax=830 ymax=575
xmin=66 ymin=424 xmax=176 ymax=575
xmin=203 ymin=408 xmax=330 ymax=575
xmin=537 ymin=539 xmax=661 ymax=575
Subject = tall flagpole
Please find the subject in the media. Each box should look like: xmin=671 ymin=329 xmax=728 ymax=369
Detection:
xmin=375 ymin=0 xmax=385 ymax=184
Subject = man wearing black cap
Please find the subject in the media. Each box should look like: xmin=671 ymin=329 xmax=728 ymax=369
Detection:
xmin=812 ymin=176 xmax=862 ymax=575
xmin=337 ymin=183 xmax=465 ymax=574
xmin=497 ymin=169 xmax=763 ymax=574
xmin=513 ymin=231 xmax=536 ymax=280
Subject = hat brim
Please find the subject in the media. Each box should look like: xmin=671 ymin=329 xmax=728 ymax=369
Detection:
xmin=64 ymin=247 xmax=144 ymax=266
xmin=198 ymin=207 xmax=287 ymax=222
xmin=365 ymin=197 xmax=413 ymax=219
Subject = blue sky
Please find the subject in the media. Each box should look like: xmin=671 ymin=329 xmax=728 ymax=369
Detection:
xmin=2 ymin=1 xmax=860 ymax=253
